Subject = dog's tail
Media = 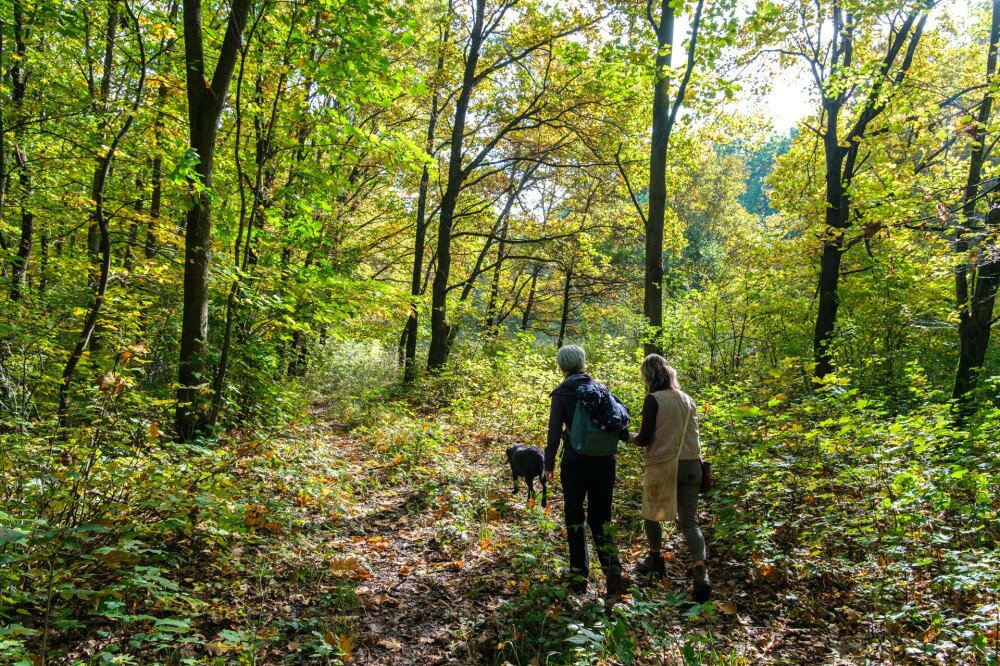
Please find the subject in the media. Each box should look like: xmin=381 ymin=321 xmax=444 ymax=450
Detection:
xmin=541 ymin=473 xmax=547 ymax=508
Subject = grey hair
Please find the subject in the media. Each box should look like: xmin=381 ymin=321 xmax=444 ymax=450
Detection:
xmin=641 ymin=354 xmax=679 ymax=392
xmin=556 ymin=344 xmax=586 ymax=373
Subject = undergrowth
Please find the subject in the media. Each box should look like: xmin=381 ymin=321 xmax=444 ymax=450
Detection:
xmin=2 ymin=336 xmax=999 ymax=664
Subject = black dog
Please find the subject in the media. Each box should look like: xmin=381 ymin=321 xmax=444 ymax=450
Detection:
xmin=505 ymin=444 xmax=547 ymax=507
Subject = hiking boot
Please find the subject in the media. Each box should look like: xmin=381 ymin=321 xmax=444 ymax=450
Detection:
xmin=605 ymin=566 xmax=626 ymax=598
xmin=692 ymin=564 xmax=712 ymax=603
xmin=635 ymin=552 xmax=666 ymax=578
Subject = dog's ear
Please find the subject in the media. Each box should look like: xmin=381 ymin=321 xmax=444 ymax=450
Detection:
xmin=506 ymin=445 xmax=515 ymax=461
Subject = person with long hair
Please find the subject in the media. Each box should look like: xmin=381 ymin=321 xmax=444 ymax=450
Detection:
xmin=629 ymin=354 xmax=711 ymax=602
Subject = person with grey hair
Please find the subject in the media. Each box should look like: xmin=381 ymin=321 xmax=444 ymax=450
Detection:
xmin=628 ymin=353 xmax=711 ymax=602
xmin=545 ymin=344 xmax=628 ymax=597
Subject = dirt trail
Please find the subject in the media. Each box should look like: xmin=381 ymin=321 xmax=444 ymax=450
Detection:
xmin=323 ymin=428 xmax=841 ymax=665
xmin=332 ymin=436 xmax=524 ymax=665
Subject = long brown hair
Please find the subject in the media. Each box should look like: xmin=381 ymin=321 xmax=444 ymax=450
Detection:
xmin=641 ymin=354 xmax=679 ymax=393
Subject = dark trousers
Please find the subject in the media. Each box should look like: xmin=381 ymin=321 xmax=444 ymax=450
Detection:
xmin=561 ymin=458 xmax=620 ymax=578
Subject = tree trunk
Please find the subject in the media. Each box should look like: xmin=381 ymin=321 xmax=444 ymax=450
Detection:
xmin=813 ymin=121 xmax=849 ymax=378
xmin=953 ymin=0 xmax=1000 ymax=403
xmin=520 ymin=265 xmax=540 ymax=332
xmin=427 ymin=0 xmax=485 ymax=372
xmin=403 ymin=15 xmax=447 ymax=382
xmin=643 ymin=0 xmax=703 ymax=355
xmin=643 ymin=0 xmax=674 ymax=356
xmin=954 ymin=255 xmax=1000 ymax=400
xmin=810 ymin=5 xmax=927 ymax=378
xmin=403 ymin=159 xmax=431 ymax=381
xmin=9 ymin=1 xmax=32 ymax=302
xmin=175 ymin=0 xmax=251 ymax=441
xmin=483 ymin=220 xmax=508 ymax=335
xmin=146 ymin=83 xmax=169 ymax=259
xmin=59 ymin=2 xmax=144 ymax=423
xmin=88 ymin=1 xmax=120 ymax=261
xmin=557 ymin=260 xmax=574 ymax=349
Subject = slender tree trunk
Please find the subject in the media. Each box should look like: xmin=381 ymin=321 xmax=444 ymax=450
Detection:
xmin=643 ymin=0 xmax=703 ymax=355
xmin=811 ymin=6 xmax=928 ymax=378
xmin=88 ymin=1 xmax=119 ymax=260
xmin=9 ymin=1 xmax=32 ymax=302
xmin=521 ymin=265 xmax=540 ymax=332
xmin=427 ymin=0 xmax=485 ymax=372
xmin=403 ymin=19 xmax=446 ymax=382
xmin=59 ymin=2 xmax=144 ymax=423
xmin=212 ymin=20 xmax=285 ymax=424
xmin=176 ymin=0 xmax=251 ymax=441
xmin=483 ymin=220 xmax=508 ymax=335
xmin=10 ymin=149 xmax=32 ymax=302
xmin=0 ymin=26 xmax=7 ymax=276
xmin=403 ymin=9 xmax=450 ymax=382
xmin=953 ymin=0 xmax=1000 ymax=403
xmin=146 ymin=83 xmax=168 ymax=259
xmin=402 ymin=156 xmax=430 ymax=380
xmin=557 ymin=260 xmax=574 ymax=349
xmin=124 ymin=177 xmax=142 ymax=271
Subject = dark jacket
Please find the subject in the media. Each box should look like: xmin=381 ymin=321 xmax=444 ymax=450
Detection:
xmin=545 ymin=372 xmax=627 ymax=471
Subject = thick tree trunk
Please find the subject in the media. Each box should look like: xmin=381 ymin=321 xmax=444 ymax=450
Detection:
xmin=954 ymin=258 xmax=1000 ymax=400
xmin=953 ymin=0 xmax=1000 ymax=403
xmin=644 ymin=0 xmax=674 ymax=356
xmin=175 ymin=0 xmax=251 ymax=441
xmin=813 ymin=125 xmax=848 ymax=378
xmin=427 ymin=0 xmax=485 ymax=372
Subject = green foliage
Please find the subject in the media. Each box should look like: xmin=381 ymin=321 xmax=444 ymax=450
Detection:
xmin=3 ymin=0 xmax=1000 ymax=663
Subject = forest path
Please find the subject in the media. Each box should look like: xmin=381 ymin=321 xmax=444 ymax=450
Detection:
xmin=316 ymin=414 xmax=848 ymax=665
xmin=328 ymin=428 xmax=531 ymax=664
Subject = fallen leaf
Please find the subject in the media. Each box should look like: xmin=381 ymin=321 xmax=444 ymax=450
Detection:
xmin=717 ymin=600 xmax=738 ymax=615
xmin=758 ymin=564 xmax=779 ymax=582
xmin=379 ymin=638 xmax=403 ymax=651
xmin=338 ymin=634 xmax=354 ymax=660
